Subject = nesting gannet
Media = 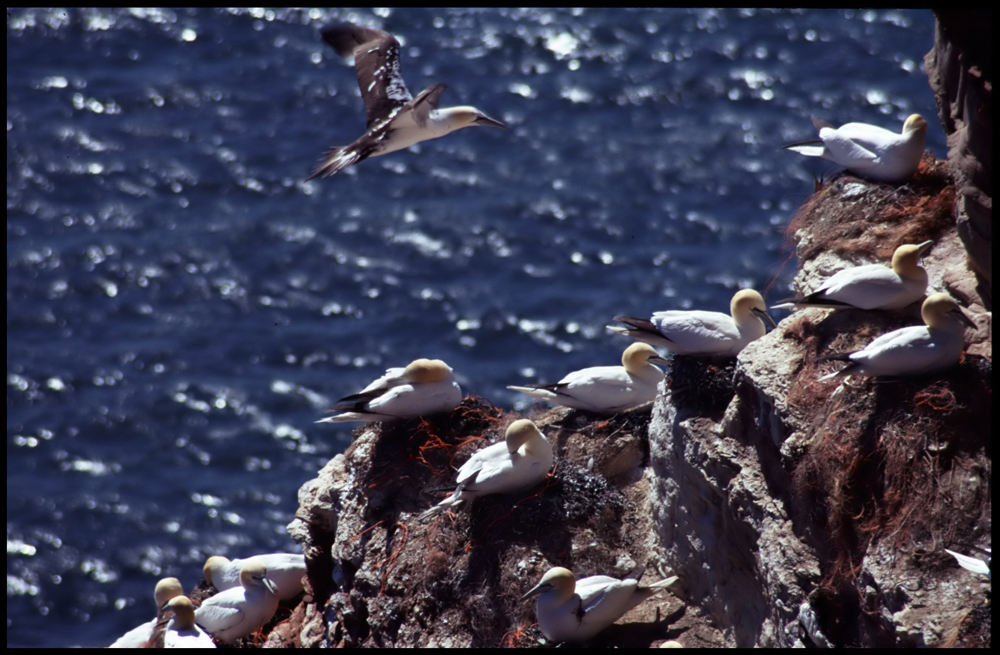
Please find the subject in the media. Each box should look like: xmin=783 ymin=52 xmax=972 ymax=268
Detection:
xmin=108 ymin=577 xmax=184 ymax=648
xmin=307 ymin=23 xmax=507 ymax=179
xmin=944 ymin=547 xmax=991 ymax=579
xmin=783 ymin=114 xmax=928 ymax=183
xmin=317 ymin=358 xmax=462 ymax=423
xmin=164 ymin=597 xmax=216 ymax=648
xmin=610 ymin=289 xmax=776 ymax=357
xmin=420 ymin=419 xmax=553 ymax=520
xmin=773 ymin=241 xmax=932 ymax=311
xmin=507 ymin=343 xmax=668 ymax=413
xmin=194 ymin=560 xmax=279 ymax=644
xmin=521 ymin=566 xmax=679 ymax=642
xmin=204 ymin=553 xmax=305 ymax=601
xmin=818 ymin=293 xmax=976 ymax=380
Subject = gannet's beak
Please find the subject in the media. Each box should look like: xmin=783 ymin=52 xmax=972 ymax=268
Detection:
xmin=474 ymin=113 xmax=507 ymax=129
xmin=259 ymin=575 xmax=279 ymax=598
xmin=520 ymin=580 xmax=550 ymax=602
xmin=951 ymin=307 xmax=977 ymax=329
xmin=648 ymin=354 xmax=671 ymax=367
xmin=752 ymin=306 xmax=778 ymax=329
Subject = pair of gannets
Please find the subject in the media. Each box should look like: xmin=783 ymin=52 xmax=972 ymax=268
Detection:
xmin=521 ymin=566 xmax=678 ymax=642
xmin=773 ymin=241 xmax=932 ymax=311
xmin=420 ymin=419 xmax=553 ymax=520
xmin=611 ymin=289 xmax=776 ymax=357
xmin=784 ymin=114 xmax=928 ymax=183
xmin=108 ymin=577 xmax=184 ymax=648
xmin=204 ymin=553 xmax=306 ymax=601
xmin=194 ymin=560 xmax=279 ymax=644
xmin=308 ymin=23 xmax=506 ymax=179
xmin=508 ymin=343 xmax=669 ymax=413
xmin=317 ymin=358 xmax=462 ymax=423
xmin=818 ymin=293 xmax=975 ymax=380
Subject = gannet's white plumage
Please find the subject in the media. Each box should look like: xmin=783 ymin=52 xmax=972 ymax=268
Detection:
xmin=204 ymin=553 xmax=306 ymax=601
xmin=108 ymin=577 xmax=184 ymax=648
xmin=610 ymin=289 xmax=776 ymax=357
xmin=521 ymin=566 xmax=679 ymax=642
xmin=317 ymin=358 xmax=462 ymax=423
xmin=164 ymin=597 xmax=216 ymax=648
xmin=507 ymin=343 xmax=668 ymax=413
xmin=818 ymin=293 xmax=976 ymax=380
xmin=308 ymin=23 xmax=506 ymax=179
xmin=944 ymin=547 xmax=991 ymax=579
xmin=420 ymin=419 xmax=553 ymax=520
xmin=772 ymin=241 xmax=932 ymax=311
xmin=784 ymin=114 xmax=928 ymax=183
xmin=194 ymin=560 xmax=279 ymax=644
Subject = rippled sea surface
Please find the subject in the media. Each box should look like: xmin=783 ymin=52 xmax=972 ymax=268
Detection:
xmin=8 ymin=8 xmax=942 ymax=647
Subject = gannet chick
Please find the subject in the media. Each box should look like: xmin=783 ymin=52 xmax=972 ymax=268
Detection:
xmin=610 ymin=289 xmax=776 ymax=357
xmin=194 ymin=560 xmax=279 ymax=644
xmin=944 ymin=547 xmax=991 ymax=579
xmin=420 ymin=419 xmax=553 ymax=520
xmin=317 ymin=358 xmax=462 ymax=423
xmin=772 ymin=241 xmax=932 ymax=311
xmin=783 ymin=114 xmax=928 ymax=183
xmin=521 ymin=566 xmax=679 ymax=643
xmin=307 ymin=23 xmax=507 ymax=179
xmin=108 ymin=577 xmax=184 ymax=648
xmin=204 ymin=553 xmax=306 ymax=601
xmin=164 ymin=597 xmax=216 ymax=648
xmin=507 ymin=343 xmax=668 ymax=413
xmin=818 ymin=293 xmax=976 ymax=380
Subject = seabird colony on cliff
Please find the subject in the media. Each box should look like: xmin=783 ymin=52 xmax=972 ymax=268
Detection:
xmin=106 ymin=17 xmax=983 ymax=648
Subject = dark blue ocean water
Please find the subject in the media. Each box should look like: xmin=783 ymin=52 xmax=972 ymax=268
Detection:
xmin=7 ymin=8 xmax=943 ymax=647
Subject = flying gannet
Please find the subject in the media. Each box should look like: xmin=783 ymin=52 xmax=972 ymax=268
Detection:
xmin=783 ymin=114 xmax=928 ymax=183
xmin=204 ymin=553 xmax=306 ymax=601
xmin=308 ymin=22 xmax=507 ymax=179
xmin=108 ymin=577 xmax=184 ymax=648
xmin=507 ymin=343 xmax=668 ymax=413
xmin=521 ymin=566 xmax=679 ymax=642
xmin=163 ymin=596 xmax=216 ymax=648
xmin=420 ymin=419 xmax=553 ymax=520
xmin=817 ymin=293 xmax=976 ymax=380
xmin=194 ymin=560 xmax=279 ymax=644
xmin=610 ymin=289 xmax=776 ymax=357
xmin=772 ymin=241 xmax=932 ymax=311
xmin=317 ymin=358 xmax=462 ymax=423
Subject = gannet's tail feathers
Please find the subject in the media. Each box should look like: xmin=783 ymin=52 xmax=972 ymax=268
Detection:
xmin=782 ymin=139 xmax=825 ymax=157
xmin=418 ymin=495 xmax=463 ymax=522
xmin=307 ymin=146 xmax=366 ymax=180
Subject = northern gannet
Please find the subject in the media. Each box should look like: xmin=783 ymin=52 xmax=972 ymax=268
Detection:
xmin=521 ymin=566 xmax=679 ymax=642
xmin=204 ymin=553 xmax=306 ymax=601
xmin=420 ymin=419 xmax=553 ymax=520
xmin=308 ymin=23 xmax=507 ymax=179
xmin=164 ymin=596 xmax=216 ymax=648
xmin=317 ymin=358 xmax=462 ymax=423
xmin=772 ymin=241 xmax=932 ymax=311
xmin=507 ymin=343 xmax=668 ymax=413
xmin=194 ymin=560 xmax=279 ymax=644
xmin=783 ymin=114 xmax=928 ymax=183
xmin=610 ymin=289 xmax=776 ymax=357
xmin=108 ymin=577 xmax=184 ymax=648
xmin=818 ymin=293 xmax=976 ymax=380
